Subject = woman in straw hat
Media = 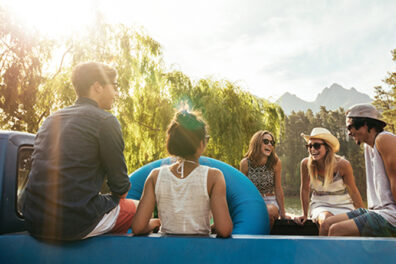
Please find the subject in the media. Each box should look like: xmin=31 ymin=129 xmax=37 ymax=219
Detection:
xmin=240 ymin=130 xmax=289 ymax=229
xmin=294 ymin=127 xmax=364 ymax=235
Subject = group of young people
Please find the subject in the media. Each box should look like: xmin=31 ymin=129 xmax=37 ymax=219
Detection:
xmin=239 ymin=105 xmax=396 ymax=237
xmin=21 ymin=62 xmax=396 ymax=241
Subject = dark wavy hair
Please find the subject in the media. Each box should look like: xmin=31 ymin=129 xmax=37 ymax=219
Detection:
xmin=71 ymin=62 xmax=117 ymax=97
xmin=166 ymin=110 xmax=208 ymax=159
xmin=244 ymin=130 xmax=278 ymax=171
xmin=349 ymin=117 xmax=386 ymax=133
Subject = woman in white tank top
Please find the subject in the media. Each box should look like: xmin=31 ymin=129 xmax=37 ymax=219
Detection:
xmin=132 ymin=110 xmax=233 ymax=237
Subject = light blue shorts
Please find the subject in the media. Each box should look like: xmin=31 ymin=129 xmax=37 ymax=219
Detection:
xmin=262 ymin=195 xmax=279 ymax=210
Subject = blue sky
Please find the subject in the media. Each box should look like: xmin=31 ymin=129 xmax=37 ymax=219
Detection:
xmin=6 ymin=0 xmax=396 ymax=101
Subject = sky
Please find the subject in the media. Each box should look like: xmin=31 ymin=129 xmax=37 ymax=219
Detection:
xmin=4 ymin=0 xmax=396 ymax=102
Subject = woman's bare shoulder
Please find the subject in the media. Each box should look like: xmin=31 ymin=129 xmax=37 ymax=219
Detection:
xmin=301 ymin=157 xmax=309 ymax=166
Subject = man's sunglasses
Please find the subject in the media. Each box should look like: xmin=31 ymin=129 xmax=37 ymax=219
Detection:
xmin=305 ymin=142 xmax=325 ymax=150
xmin=263 ymin=138 xmax=276 ymax=146
xmin=346 ymin=119 xmax=366 ymax=131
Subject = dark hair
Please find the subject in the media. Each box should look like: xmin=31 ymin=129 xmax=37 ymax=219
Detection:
xmin=166 ymin=111 xmax=208 ymax=159
xmin=350 ymin=117 xmax=386 ymax=133
xmin=71 ymin=62 xmax=117 ymax=97
xmin=245 ymin=130 xmax=278 ymax=171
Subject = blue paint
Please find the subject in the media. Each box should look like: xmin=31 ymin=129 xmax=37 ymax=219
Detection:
xmin=1 ymin=233 xmax=396 ymax=264
xmin=127 ymin=157 xmax=270 ymax=235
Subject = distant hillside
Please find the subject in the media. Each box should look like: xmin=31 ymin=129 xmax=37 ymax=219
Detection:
xmin=276 ymin=83 xmax=372 ymax=115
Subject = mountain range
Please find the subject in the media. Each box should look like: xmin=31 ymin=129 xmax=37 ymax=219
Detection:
xmin=276 ymin=83 xmax=373 ymax=115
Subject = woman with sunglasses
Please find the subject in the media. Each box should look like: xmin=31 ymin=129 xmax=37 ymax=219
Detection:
xmin=240 ymin=130 xmax=289 ymax=228
xmin=294 ymin=127 xmax=364 ymax=235
xmin=132 ymin=110 xmax=233 ymax=237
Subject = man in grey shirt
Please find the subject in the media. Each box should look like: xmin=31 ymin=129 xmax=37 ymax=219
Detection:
xmin=321 ymin=103 xmax=396 ymax=237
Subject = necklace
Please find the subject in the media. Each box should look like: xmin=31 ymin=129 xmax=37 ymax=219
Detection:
xmin=176 ymin=159 xmax=199 ymax=178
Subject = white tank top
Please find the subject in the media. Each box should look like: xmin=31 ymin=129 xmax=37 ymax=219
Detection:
xmin=155 ymin=164 xmax=211 ymax=235
xmin=310 ymin=171 xmax=354 ymax=210
xmin=365 ymin=131 xmax=396 ymax=227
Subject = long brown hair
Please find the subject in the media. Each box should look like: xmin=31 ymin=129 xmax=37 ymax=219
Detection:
xmin=244 ymin=130 xmax=278 ymax=170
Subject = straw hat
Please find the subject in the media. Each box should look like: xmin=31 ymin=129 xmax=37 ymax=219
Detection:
xmin=301 ymin=127 xmax=340 ymax=153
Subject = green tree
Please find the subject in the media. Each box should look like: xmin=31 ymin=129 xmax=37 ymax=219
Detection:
xmin=1 ymin=6 xmax=285 ymax=174
xmin=167 ymin=75 xmax=284 ymax=168
xmin=372 ymin=50 xmax=396 ymax=133
xmin=0 ymin=7 xmax=54 ymax=132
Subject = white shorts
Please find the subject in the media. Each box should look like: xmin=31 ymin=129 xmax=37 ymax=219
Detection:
xmin=262 ymin=195 xmax=279 ymax=210
xmin=310 ymin=205 xmax=354 ymax=221
xmin=83 ymin=205 xmax=120 ymax=239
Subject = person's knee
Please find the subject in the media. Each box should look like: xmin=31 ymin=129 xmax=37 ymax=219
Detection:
xmin=320 ymin=218 xmax=332 ymax=234
xmin=328 ymin=222 xmax=342 ymax=236
xmin=318 ymin=212 xmax=333 ymax=225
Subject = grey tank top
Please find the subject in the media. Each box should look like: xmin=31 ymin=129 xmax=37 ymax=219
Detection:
xmin=246 ymin=159 xmax=275 ymax=195
xmin=365 ymin=131 xmax=396 ymax=227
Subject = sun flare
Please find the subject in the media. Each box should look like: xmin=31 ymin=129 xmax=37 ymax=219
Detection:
xmin=3 ymin=0 xmax=99 ymax=37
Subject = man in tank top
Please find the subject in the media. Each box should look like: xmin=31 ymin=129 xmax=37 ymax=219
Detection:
xmin=321 ymin=103 xmax=396 ymax=237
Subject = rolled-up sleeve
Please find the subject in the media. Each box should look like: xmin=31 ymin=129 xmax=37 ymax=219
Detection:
xmin=98 ymin=116 xmax=130 ymax=195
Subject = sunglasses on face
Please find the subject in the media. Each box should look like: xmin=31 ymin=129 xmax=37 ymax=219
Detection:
xmin=263 ymin=138 xmax=276 ymax=146
xmin=346 ymin=119 xmax=365 ymax=131
xmin=305 ymin=142 xmax=325 ymax=150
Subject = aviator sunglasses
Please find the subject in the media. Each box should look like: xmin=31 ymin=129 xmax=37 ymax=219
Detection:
xmin=305 ymin=142 xmax=326 ymax=150
xmin=262 ymin=138 xmax=276 ymax=146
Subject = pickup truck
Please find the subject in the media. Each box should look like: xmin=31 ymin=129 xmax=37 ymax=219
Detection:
xmin=1 ymin=130 xmax=395 ymax=263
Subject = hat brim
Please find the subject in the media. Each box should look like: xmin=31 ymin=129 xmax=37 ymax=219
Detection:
xmin=301 ymin=133 xmax=340 ymax=153
xmin=346 ymin=114 xmax=387 ymax=128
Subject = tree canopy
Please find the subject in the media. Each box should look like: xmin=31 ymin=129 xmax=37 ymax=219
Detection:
xmin=1 ymin=7 xmax=283 ymax=172
xmin=1 ymin=6 xmax=395 ymax=197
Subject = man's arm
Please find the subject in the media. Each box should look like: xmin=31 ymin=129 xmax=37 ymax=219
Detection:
xmin=99 ymin=116 xmax=130 ymax=196
xmin=376 ymin=133 xmax=396 ymax=202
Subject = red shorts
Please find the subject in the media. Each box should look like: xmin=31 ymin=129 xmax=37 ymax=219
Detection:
xmin=111 ymin=198 xmax=137 ymax=234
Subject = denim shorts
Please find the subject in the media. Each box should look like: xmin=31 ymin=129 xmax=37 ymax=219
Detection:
xmin=347 ymin=208 xmax=396 ymax=237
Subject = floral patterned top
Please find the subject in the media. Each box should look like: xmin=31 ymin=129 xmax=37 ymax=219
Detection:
xmin=246 ymin=159 xmax=275 ymax=195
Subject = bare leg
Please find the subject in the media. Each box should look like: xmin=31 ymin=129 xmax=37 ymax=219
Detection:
xmin=320 ymin=213 xmax=349 ymax=236
xmin=267 ymin=204 xmax=279 ymax=229
xmin=316 ymin=211 xmax=334 ymax=235
xmin=328 ymin=219 xmax=360 ymax=236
